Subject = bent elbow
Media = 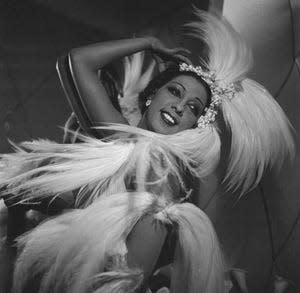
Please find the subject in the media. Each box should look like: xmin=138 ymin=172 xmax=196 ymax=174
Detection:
xmin=68 ymin=48 xmax=85 ymax=70
xmin=69 ymin=48 xmax=98 ymax=73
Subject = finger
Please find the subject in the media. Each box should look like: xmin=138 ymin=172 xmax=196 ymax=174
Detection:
xmin=171 ymin=47 xmax=191 ymax=56
xmin=152 ymin=53 xmax=167 ymax=72
xmin=173 ymin=54 xmax=193 ymax=65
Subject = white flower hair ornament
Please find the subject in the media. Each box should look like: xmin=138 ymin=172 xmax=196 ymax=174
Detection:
xmin=119 ymin=10 xmax=294 ymax=195
xmin=179 ymin=62 xmax=238 ymax=129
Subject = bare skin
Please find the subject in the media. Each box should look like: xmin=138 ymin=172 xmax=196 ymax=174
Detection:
xmin=139 ymin=75 xmax=208 ymax=134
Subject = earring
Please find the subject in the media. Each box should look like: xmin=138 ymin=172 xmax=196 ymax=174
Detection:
xmin=145 ymin=99 xmax=152 ymax=107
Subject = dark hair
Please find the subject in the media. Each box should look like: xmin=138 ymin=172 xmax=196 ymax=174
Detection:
xmin=139 ymin=64 xmax=212 ymax=114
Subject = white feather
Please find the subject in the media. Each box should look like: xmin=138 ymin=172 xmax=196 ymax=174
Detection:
xmin=186 ymin=10 xmax=294 ymax=194
xmin=13 ymin=192 xmax=165 ymax=293
xmin=13 ymin=192 xmax=227 ymax=293
xmin=186 ymin=9 xmax=253 ymax=84
xmin=156 ymin=202 xmax=226 ymax=293
xmin=0 ymin=124 xmax=221 ymax=206
xmin=118 ymin=52 xmax=155 ymax=126
xmin=222 ymin=79 xmax=295 ymax=193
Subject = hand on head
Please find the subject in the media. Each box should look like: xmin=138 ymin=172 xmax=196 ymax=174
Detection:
xmin=145 ymin=36 xmax=193 ymax=71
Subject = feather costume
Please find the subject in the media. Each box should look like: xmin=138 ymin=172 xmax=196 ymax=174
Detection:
xmin=0 ymin=9 xmax=295 ymax=293
xmin=12 ymin=193 xmax=226 ymax=293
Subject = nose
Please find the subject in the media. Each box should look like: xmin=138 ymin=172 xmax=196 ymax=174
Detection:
xmin=172 ymin=103 xmax=184 ymax=117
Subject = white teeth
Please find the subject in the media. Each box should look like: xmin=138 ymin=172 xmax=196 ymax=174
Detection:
xmin=162 ymin=112 xmax=175 ymax=125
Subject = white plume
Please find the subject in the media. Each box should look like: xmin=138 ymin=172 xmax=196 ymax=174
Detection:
xmin=186 ymin=9 xmax=295 ymax=194
xmin=222 ymin=79 xmax=295 ymax=193
xmin=186 ymin=9 xmax=253 ymax=84
xmin=118 ymin=52 xmax=155 ymax=126
xmin=13 ymin=192 xmax=226 ymax=293
xmin=13 ymin=192 xmax=163 ymax=293
xmin=156 ymin=202 xmax=226 ymax=293
xmin=0 ymin=124 xmax=220 ymax=207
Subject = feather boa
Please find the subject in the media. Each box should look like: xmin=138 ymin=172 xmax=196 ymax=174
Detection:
xmin=0 ymin=124 xmax=220 ymax=207
xmin=13 ymin=192 xmax=226 ymax=293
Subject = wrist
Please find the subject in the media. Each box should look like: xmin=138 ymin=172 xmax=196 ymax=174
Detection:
xmin=143 ymin=36 xmax=158 ymax=50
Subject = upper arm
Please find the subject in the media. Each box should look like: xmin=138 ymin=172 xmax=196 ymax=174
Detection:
xmin=57 ymin=51 xmax=128 ymax=138
xmin=69 ymin=51 xmax=128 ymax=126
xmin=126 ymin=215 xmax=168 ymax=281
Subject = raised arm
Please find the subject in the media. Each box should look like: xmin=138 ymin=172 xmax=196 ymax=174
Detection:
xmin=68 ymin=38 xmax=154 ymax=131
xmin=59 ymin=37 xmax=191 ymax=137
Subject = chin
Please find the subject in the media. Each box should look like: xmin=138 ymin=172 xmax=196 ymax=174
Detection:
xmin=149 ymin=117 xmax=180 ymax=135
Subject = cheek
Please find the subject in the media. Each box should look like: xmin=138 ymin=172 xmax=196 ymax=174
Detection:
xmin=179 ymin=113 xmax=198 ymax=129
xmin=151 ymin=92 xmax=171 ymax=108
xmin=143 ymin=100 xmax=162 ymax=130
xmin=147 ymin=94 xmax=170 ymax=117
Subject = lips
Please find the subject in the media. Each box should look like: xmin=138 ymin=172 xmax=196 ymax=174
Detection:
xmin=160 ymin=110 xmax=178 ymax=126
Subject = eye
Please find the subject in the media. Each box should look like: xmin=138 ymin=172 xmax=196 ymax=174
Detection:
xmin=188 ymin=103 xmax=201 ymax=116
xmin=168 ymin=86 xmax=181 ymax=98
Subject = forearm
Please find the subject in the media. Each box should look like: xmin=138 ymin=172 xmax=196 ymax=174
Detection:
xmin=69 ymin=37 xmax=152 ymax=72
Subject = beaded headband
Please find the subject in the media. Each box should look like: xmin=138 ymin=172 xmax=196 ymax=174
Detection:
xmin=179 ymin=63 xmax=238 ymax=128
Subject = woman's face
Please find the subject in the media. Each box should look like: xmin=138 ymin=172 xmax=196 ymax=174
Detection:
xmin=141 ymin=75 xmax=209 ymax=135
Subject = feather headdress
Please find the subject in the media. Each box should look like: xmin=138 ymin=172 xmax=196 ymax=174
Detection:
xmin=117 ymin=10 xmax=295 ymax=195
xmin=184 ymin=10 xmax=294 ymax=194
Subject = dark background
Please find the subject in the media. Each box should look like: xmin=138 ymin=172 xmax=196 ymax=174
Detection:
xmin=0 ymin=0 xmax=299 ymax=292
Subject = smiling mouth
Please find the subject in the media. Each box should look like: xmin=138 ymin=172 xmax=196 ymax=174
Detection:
xmin=160 ymin=111 xmax=178 ymax=126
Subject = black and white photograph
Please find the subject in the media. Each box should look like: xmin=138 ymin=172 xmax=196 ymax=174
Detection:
xmin=0 ymin=0 xmax=299 ymax=292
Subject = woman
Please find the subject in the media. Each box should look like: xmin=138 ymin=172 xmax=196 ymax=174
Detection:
xmin=0 ymin=10 xmax=294 ymax=293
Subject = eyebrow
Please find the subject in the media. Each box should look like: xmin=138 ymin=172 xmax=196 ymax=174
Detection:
xmin=172 ymin=81 xmax=205 ymax=107
xmin=172 ymin=81 xmax=186 ymax=91
xmin=195 ymin=97 xmax=205 ymax=107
